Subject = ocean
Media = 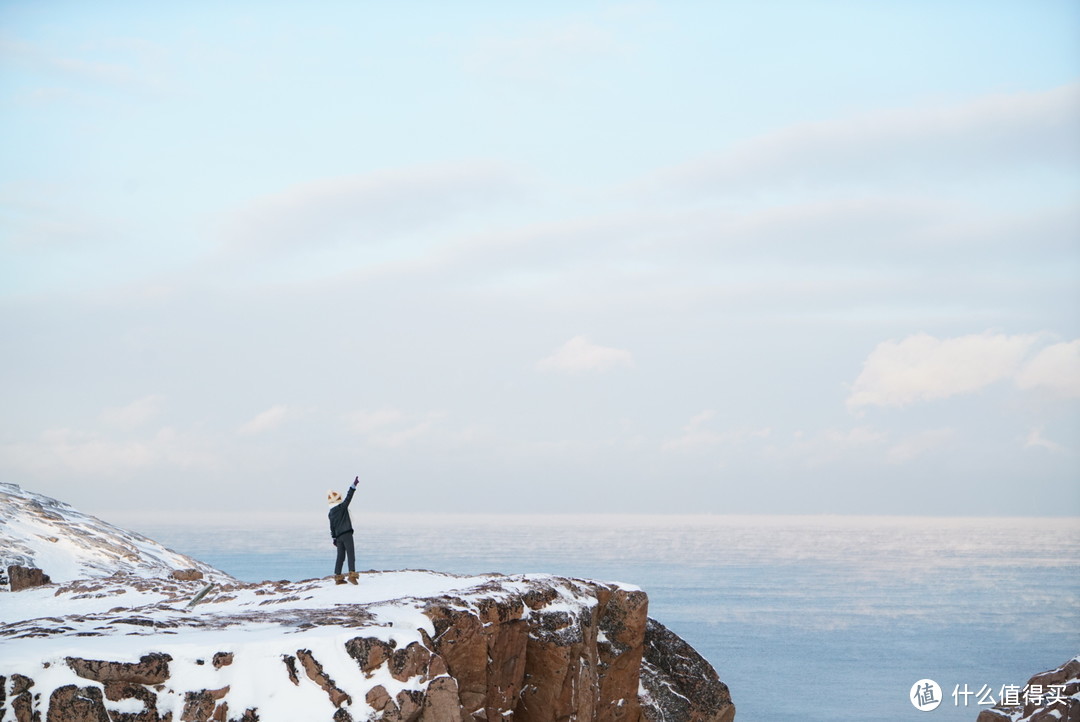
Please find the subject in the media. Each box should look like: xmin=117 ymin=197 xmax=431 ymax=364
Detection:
xmin=135 ymin=514 xmax=1080 ymax=722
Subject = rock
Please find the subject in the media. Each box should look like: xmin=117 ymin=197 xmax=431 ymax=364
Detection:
xmin=640 ymin=618 xmax=735 ymax=722
xmin=976 ymin=656 xmax=1080 ymax=722
xmin=7 ymin=565 xmax=51 ymax=591
xmin=596 ymin=586 xmax=649 ymax=722
xmin=180 ymin=686 xmax=230 ymax=722
xmin=103 ymin=681 xmax=166 ymax=722
xmin=10 ymin=674 xmax=34 ymax=722
xmin=421 ymin=676 xmax=465 ymax=722
xmin=171 ymin=569 xmax=205 ymax=582
xmin=281 ymin=655 xmax=300 ymax=685
xmin=46 ymin=685 xmax=110 ymax=722
xmin=425 ymin=594 xmax=531 ymax=719
xmin=66 ymin=653 xmax=172 ymax=685
xmin=211 ymin=652 xmax=233 ymax=669
xmin=297 ymin=648 xmax=352 ymax=708
xmin=346 ymin=637 xmax=394 ymax=676
xmin=365 ymin=684 xmax=392 ymax=712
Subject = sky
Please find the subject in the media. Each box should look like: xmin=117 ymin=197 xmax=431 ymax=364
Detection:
xmin=1 ymin=1 xmax=1078 ymax=519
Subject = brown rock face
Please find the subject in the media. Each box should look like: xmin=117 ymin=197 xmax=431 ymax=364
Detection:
xmin=46 ymin=685 xmax=110 ymax=722
xmin=180 ymin=686 xmax=234 ymax=722
xmin=7 ymin=565 xmax=51 ymax=591
xmin=103 ymin=682 xmax=167 ymax=722
xmin=422 ymin=581 xmax=649 ymax=722
xmin=424 ymin=596 xmax=531 ymax=719
xmin=10 ymin=674 xmax=34 ymax=722
xmin=297 ymin=648 xmax=352 ymax=708
xmin=345 ymin=637 xmax=393 ymax=676
xmin=640 ymin=618 xmax=735 ymax=722
xmin=66 ymin=653 xmax=172 ymax=686
xmin=421 ymin=677 xmax=465 ymax=722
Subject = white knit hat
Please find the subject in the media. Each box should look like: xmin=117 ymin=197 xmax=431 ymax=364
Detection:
xmin=327 ymin=490 xmax=343 ymax=506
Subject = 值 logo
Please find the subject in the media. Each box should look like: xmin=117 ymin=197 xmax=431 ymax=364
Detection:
xmin=911 ymin=679 xmax=942 ymax=711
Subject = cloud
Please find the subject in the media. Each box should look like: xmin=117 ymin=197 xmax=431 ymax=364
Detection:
xmin=221 ymin=163 xmax=521 ymax=257
xmin=0 ymin=192 xmax=134 ymax=250
xmin=345 ymin=408 xmax=407 ymax=435
xmin=344 ymin=408 xmax=446 ymax=449
xmin=0 ymin=33 xmax=165 ymax=97
xmin=886 ymin=428 xmax=956 ymax=464
xmin=849 ymin=332 xmax=1080 ymax=409
xmin=653 ymin=83 xmax=1080 ymax=194
xmin=536 ymin=335 xmax=635 ymax=373
xmin=847 ymin=332 xmax=1039 ymax=409
xmin=662 ymin=410 xmax=771 ymax=452
xmin=461 ymin=14 xmax=631 ymax=83
xmin=238 ymin=405 xmax=289 ymax=436
xmin=100 ymin=395 xmax=165 ymax=429
xmin=1024 ymin=428 xmax=1066 ymax=454
xmin=789 ymin=427 xmax=887 ymax=467
xmin=1015 ymin=340 xmax=1080 ymax=398
xmin=0 ymin=427 xmax=219 ymax=478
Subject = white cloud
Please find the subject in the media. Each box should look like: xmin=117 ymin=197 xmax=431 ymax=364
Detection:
xmin=847 ymin=332 xmax=1039 ymax=409
xmin=656 ymin=83 xmax=1080 ymax=194
xmin=238 ymin=405 xmax=289 ymax=436
xmin=788 ymin=427 xmax=887 ymax=468
xmin=100 ymin=395 xmax=165 ymax=429
xmin=222 ymin=163 xmax=520 ymax=256
xmin=0 ymin=34 xmax=165 ymax=96
xmin=345 ymin=408 xmax=446 ymax=449
xmin=1024 ymin=428 xmax=1066 ymax=453
xmin=536 ymin=335 xmax=635 ymax=374
xmin=462 ymin=15 xmax=631 ymax=83
xmin=345 ymin=408 xmax=407 ymax=435
xmin=662 ymin=410 xmax=771 ymax=452
xmin=0 ymin=427 xmax=219 ymax=477
xmin=886 ymin=428 xmax=956 ymax=464
xmin=1015 ymin=340 xmax=1080 ymax=398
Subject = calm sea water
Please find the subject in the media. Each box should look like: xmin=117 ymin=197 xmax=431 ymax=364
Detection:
xmin=135 ymin=515 xmax=1080 ymax=722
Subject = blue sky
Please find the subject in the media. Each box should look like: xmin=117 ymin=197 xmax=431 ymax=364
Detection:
xmin=1 ymin=1 xmax=1078 ymax=517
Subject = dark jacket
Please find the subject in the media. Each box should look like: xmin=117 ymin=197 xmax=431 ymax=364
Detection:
xmin=328 ymin=486 xmax=356 ymax=539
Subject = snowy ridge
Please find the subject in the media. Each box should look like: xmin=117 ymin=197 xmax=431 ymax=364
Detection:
xmin=0 ymin=485 xmax=736 ymax=722
xmin=0 ymin=482 xmax=228 ymax=584
xmin=0 ymin=570 xmax=662 ymax=721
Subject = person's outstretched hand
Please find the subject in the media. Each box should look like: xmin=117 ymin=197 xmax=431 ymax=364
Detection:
xmin=352 ymin=476 xmax=359 ymax=488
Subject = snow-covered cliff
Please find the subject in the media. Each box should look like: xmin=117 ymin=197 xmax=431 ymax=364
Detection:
xmin=0 ymin=485 xmax=736 ymax=722
xmin=0 ymin=482 xmax=226 ymax=585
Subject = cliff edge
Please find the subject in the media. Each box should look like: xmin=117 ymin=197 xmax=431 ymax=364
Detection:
xmin=0 ymin=485 xmax=735 ymax=722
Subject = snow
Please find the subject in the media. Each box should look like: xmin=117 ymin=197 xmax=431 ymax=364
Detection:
xmin=0 ymin=569 xmax=623 ymax=721
xmin=0 ymin=484 xmax=645 ymax=722
xmin=0 ymin=482 xmax=226 ymax=584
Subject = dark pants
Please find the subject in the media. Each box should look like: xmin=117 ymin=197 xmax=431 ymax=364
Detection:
xmin=334 ymin=531 xmax=356 ymax=574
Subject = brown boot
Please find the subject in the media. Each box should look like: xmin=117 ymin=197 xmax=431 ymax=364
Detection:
xmin=347 ymin=571 xmax=359 ymax=585
xmin=334 ymin=574 xmax=346 ymax=585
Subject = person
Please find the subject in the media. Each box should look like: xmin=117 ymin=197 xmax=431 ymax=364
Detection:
xmin=328 ymin=476 xmax=360 ymax=585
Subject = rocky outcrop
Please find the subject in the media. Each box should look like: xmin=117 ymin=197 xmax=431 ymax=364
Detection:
xmin=0 ymin=572 xmax=735 ymax=722
xmin=640 ymin=619 xmax=735 ymax=722
xmin=976 ymin=656 xmax=1080 ymax=722
xmin=6 ymin=564 xmax=51 ymax=591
